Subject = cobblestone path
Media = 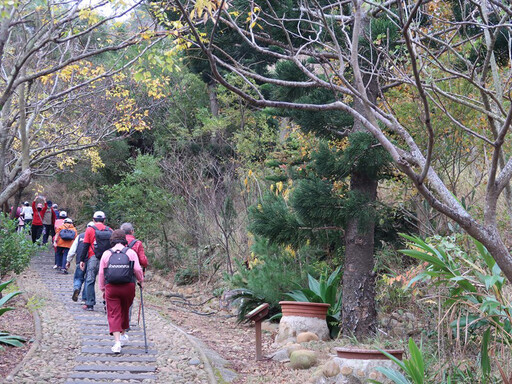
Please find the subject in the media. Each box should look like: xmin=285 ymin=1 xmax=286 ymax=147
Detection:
xmin=8 ymin=250 xmax=213 ymax=384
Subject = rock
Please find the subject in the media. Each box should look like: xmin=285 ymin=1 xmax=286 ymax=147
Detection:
xmin=261 ymin=321 xmax=279 ymax=333
xmin=269 ymin=348 xmax=290 ymax=362
xmin=297 ymin=331 xmax=319 ymax=343
xmin=341 ymin=366 xmax=353 ymax=376
xmin=188 ymin=358 xmax=201 ymax=365
xmin=289 ymin=349 xmax=318 ymax=369
xmin=286 ymin=343 xmax=302 ymax=357
xmin=321 ymin=360 xmax=341 ymax=377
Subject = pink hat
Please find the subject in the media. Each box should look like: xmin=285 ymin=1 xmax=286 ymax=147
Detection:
xmin=36 ymin=203 xmax=43 ymax=209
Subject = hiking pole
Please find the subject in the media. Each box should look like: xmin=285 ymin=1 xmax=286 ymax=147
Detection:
xmin=138 ymin=283 xmax=148 ymax=353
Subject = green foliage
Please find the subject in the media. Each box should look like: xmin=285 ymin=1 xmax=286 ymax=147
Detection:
xmin=227 ymin=240 xmax=309 ymax=322
xmin=0 ymin=279 xmax=26 ymax=350
xmin=369 ymin=338 xmax=426 ymax=384
xmin=285 ymin=266 xmax=343 ymax=338
xmin=0 ymin=215 xmax=38 ymax=278
xmin=340 ymin=132 xmax=393 ymax=179
xmin=400 ymin=234 xmax=511 ymax=382
xmin=248 ymin=194 xmax=303 ymax=247
xmin=103 ymin=154 xmax=174 ymax=241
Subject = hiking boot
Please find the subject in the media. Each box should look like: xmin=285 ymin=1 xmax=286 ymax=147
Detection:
xmin=72 ymin=289 xmax=80 ymax=302
xmin=82 ymin=305 xmax=93 ymax=311
xmin=52 ymin=265 xmax=58 ymax=269
xmin=120 ymin=333 xmax=129 ymax=346
xmin=111 ymin=341 xmax=121 ymax=354
xmin=61 ymin=269 xmax=68 ymax=274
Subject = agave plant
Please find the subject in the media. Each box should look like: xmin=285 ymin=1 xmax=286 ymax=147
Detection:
xmin=284 ymin=266 xmax=342 ymax=338
xmin=0 ymin=279 xmax=26 ymax=349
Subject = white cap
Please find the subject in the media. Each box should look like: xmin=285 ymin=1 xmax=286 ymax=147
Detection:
xmin=64 ymin=218 xmax=73 ymax=224
xmin=59 ymin=211 xmax=67 ymax=218
xmin=93 ymin=211 xmax=105 ymax=219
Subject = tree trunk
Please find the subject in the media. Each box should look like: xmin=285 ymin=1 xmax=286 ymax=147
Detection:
xmin=207 ymin=81 xmax=219 ymax=117
xmin=341 ymin=75 xmax=379 ymax=338
xmin=342 ymin=172 xmax=378 ymax=337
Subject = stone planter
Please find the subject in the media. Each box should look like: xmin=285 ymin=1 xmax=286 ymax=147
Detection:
xmin=279 ymin=301 xmax=330 ymax=319
xmin=275 ymin=302 xmax=331 ymax=344
xmin=309 ymin=347 xmax=405 ymax=383
xmin=336 ymin=347 xmax=404 ymax=360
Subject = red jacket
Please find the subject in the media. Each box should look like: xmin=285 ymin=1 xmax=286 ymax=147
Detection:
xmin=126 ymin=234 xmax=148 ymax=268
xmin=31 ymin=201 xmax=47 ymax=226
xmin=81 ymin=222 xmax=108 ymax=261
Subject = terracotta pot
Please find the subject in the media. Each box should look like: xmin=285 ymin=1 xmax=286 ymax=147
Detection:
xmin=279 ymin=301 xmax=330 ymax=319
xmin=335 ymin=347 xmax=404 ymax=360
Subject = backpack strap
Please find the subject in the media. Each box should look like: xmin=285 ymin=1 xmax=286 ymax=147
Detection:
xmin=121 ymin=247 xmax=130 ymax=254
xmin=128 ymin=239 xmax=138 ymax=248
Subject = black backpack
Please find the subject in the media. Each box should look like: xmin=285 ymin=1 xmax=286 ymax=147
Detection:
xmin=93 ymin=225 xmax=113 ymax=258
xmin=59 ymin=227 xmax=76 ymax=240
xmin=104 ymin=247 xmax=134 ymax=284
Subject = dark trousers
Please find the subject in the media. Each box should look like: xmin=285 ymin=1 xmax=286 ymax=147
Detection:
xmin=42 ymin=224 xmax=54 ymax=244
xmin=55 ymin=247 xmax=69 ymax=269
xmin=31 ymin=225 xmax=43 ymax=243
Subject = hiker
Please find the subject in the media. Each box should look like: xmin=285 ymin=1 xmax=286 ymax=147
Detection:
xmin=120 ymin=222 xmax=148 ymax=327
xmin=66 ymin=221 xmax=95 ymax=303
xmin=42 ymin=200 xmax=56 ymax=245
xmin=17 ymin=212 xmax=25 ymax=233
xmin=79 ymin=211 xmax=113 ymax=311
xmin=98 ymin=229 xmax=144 ymax=354
xmin=21 ymin=201 xmax=33 ymax=230
xmin=53 ymin=211 xmax=68 ymax=269
xmin=31 ymin=196 xmax=48 ymax=243
xmin=54 ymin=218 xmax=77 ymax=273
xmin=120 ymin=223 xmax=148 ymax=269
xmin=52 ymin=203 xmax=60 ymax=218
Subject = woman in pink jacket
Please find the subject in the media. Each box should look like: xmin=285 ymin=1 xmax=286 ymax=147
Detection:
xmin=98 ymin=229 xmax=144 ymax=354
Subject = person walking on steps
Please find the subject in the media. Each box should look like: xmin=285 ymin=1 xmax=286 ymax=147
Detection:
xmin=42 ymin=200 xmax=56 ymax=245
xmin=120 ymin=222 xmax=148 ymax=328
xmin=21 ymin=201 xmax=33 ymax=231
xmin=54 ymin=217 xmax=77 ymax=273
xmin=67 ymin=221 xmax=94 ymax=303
xmin=53 ymin=211 xmax=68 ymax=269
xmin=98 ymin=230 xmax=144 ymax=354
xmin=79 ymin=211 xmax=113 ymax=311
xmin=31 ymin=196 xmax=48 ymax=243
xmin=120 ymin=223 xmax=148 ymax=269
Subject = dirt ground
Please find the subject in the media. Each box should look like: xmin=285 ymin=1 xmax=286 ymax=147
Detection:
xmin=144 ymin=273 xmax=315 ymax=384
xmin=0 ymin=290 xmax=35 ymax=379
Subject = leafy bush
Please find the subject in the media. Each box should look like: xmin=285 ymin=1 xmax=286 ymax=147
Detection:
xmin=400 ymin=234 xmax=512 ymax=382
xmin=285 ymin=266 xmax=342 ymax=338
xmin=227 ymin=243 xmax=309 ymax=322
xmin=369 ymin=338 xmax=426 ymax=384
xmin=0 ymin=215 xmax=38 ymax=278
xmin=0 ymin=279 xmax=26 ymax=349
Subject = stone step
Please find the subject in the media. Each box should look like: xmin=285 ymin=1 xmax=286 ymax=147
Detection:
xmin=68 ymin=372 xmax=157 ymax=380
xmin=74 ymin=364 xmax=156 ymax=372
xmin=81 ymin=347 xmax=156 ymax=355
xmin=76 ymin=355 xmax=156 ymax=363
xmin=82 ymin=340 xmax=152 ymax=347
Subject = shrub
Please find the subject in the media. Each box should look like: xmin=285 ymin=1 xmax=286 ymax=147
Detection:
xmin=0 ymin=279 xmax=26 ymax=350
xmin=0 ymin=215 xmax=38 ymax=279
xmin=228 ymin=250 xmax=308 ymax=322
